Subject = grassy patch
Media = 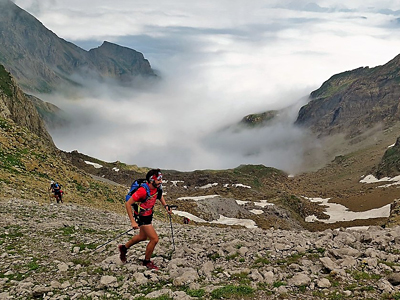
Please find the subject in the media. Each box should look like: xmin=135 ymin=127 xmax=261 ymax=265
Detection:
xmin=0 ymin=150 xmax=24 ymax=173
xmin=210 ymin=285 xmax=254 ymax=299
xmin=351 ymin=271 xmax=381 ymax=281
xmin=231 ymin=272 xmax=251 ymax=285
xmin=71 ymin=258 xmax=91 ymax=267
xmin=0 ymin=64 xmax=13 ymax=97
xmin=207 ymin=252 xmax=220 ymax=261
xmin=59 ymin=226 xmax=76 ymax=235
xmin=276 ymin=253 xmax=304 ymax=265
xmin=180 ymin=287 xmax=205 ymax=298
xmin=0 ymin=117 xmax=11 ymax=130
xmin=253 ymin=257 xmax=270 ymax=267
xmin=27 ymin=258 xmax=40 ymax=271
xmin=273 ymin=281 xmax=286 ymax=288
xmin=226 ymin=252 xmax=239 ymax=261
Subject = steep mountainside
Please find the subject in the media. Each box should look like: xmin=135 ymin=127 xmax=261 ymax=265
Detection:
xmin=0 ymin=0 xmax=155 ymax=93
xmin=26 ymin=94 xmax=70 ymax=129
xmin=0 ymin=63 xmax=314 ymax=231
xmin=375 ymin=136 xmax=400 ymax=178
xmin=2 ymin=59 xmax=400 ymax=231
xmin=295 ymin=54 xmax=400 ymax=138
xmin=0 ymin=64 xmax=128 ymax=212
xmin=0 ymin=64 xmax=52 ymax=143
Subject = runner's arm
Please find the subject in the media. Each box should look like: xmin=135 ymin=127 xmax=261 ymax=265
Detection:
xmin=125 ymin=188 xmax=146 ymax=228
xmin=159 ymin=195 xmax=172 ymax=214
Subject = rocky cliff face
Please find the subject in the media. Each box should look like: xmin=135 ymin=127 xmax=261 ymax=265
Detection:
xmin=0 ymin=62 xmax=128 ymax=211
xmin=0 ymin=0 xmax=156 ymax=93
xmin=88 ymin=41 xmax=156 ymax=80
xmin=26 ymin=94 xmax=70 ymax=129
xmin=295 ymin=54 xmax=400 ymax=137
xmin=240 ymin=110 xmax=279 ymax=127
xmin=375 ymin=136 xmax=400 ymax=178
xmin=0 ymin=64 xmax=53 ymax=144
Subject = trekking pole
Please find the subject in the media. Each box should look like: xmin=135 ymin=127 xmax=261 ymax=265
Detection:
xmin=93 ymin=228 xmax=134 ymax=252
xmin=167 ymin=205 xmax=178 ymax=252
xmin=169 ymin=214 xmax=175 ymax=252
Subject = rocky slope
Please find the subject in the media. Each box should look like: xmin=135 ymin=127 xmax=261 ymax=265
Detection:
xmin=0 ymin=0 xmax=155 ymax=93
xmin=0 ymin=64 xmax=129 ymax=214
xmin=295 ymin=54 xmax=400 ymax=138
xmin=0 ymin=64 xmax=53 ymax=143
xmin=375 ymin=136 xmax=400 ymax=178
xmin=2 ymin=198 xmax=400 ymax=300
xmin=26 ymin=94 xmax=70 ymax=129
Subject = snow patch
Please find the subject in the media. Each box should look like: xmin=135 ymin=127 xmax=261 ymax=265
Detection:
xmin=254 ymin=200 xmax=274 ymax=208
xmin=84 ymin=161 xmax=103 ymax=169
xmin=173 ymin=210 xmax=207 ymax=223
xmin=236 ymin=200 xmax=249 ymax=205
xmin=198 ymin=183 xmax=218 ymax=189
xmin=360 ymin=174 xmax=400 ymax=184
xmin=304 ymin=197 xmax=391 ymax=223
xmin=232 ymin=184 xmax=251 ymax=188
xmin=177 ymin=195 xmax=220 ymax=201
xmin=211 ymin=215 xmax=257 ymax=229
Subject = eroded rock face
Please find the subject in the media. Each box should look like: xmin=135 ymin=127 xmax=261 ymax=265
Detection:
xmin=0 ymin=65 xmax=53 ymax=145
xmin=0 ymin=1 xmax=156 ymax=93
xmin=295 ymin=54 xmax=400 ymax=138
xmin=375 ymin=136 xmax=400 ymax=178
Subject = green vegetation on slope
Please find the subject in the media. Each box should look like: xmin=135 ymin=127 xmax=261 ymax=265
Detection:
xmin=0 ymin=64 xmax=13 ymax=97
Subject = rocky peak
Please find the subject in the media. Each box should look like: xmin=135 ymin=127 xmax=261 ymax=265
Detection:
xmin=0 ymin=1 xmax=156 ymax=93
xmin=88 ymin=41 xmax=156 ymax=80
xmin=295 ymin=53 xmax=400 ymax=138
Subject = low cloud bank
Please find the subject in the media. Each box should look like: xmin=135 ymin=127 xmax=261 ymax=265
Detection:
xmin=40 ymin=75 xmax=314 ymax=173
xmin=18 ymin=0 xmax=400 ymax=172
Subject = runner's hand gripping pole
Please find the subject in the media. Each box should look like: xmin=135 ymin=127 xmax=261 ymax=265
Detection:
xmin=166 ymin=205 xmax=178 ymax=252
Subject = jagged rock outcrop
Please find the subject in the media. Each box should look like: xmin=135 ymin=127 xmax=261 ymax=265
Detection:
xmin=0 ymin=64 xmax=53 ymax=144
xmin=88 ymin=41 xmax=155 ymax=80
xmin=26 ymin=94 xmax=70 ymax=129
xmin=295 ymin=54 xmax=400 ymax=137
xmin=0 ymin=0 xmax=156 ymax=93
xmin=375 ymin=136 xmax=400 ymax=178
xmin=240 ymin=110 xmax=278 ymax=127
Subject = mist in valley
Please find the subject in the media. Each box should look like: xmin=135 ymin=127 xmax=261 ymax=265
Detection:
xmin=16 ymin=0 xmax=400 ymax=172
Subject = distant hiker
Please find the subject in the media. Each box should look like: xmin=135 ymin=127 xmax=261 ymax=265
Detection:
xmin=183 ymin=217 xmax=190 ymax=224
xmin=118 ymin=169 xmax=173 ymax=270
xmin=49 ymin=181 xmax=63 ymax=203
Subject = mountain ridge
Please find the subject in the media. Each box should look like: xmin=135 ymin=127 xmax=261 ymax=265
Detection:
xmin=0 ymin=0 xmax=156 ymax=93
xmin=295 ymin=53 xmax=400 ymax=138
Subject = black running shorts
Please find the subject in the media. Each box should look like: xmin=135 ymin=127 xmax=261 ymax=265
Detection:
xmin=134 ymin=214 xmax=153 ymax=226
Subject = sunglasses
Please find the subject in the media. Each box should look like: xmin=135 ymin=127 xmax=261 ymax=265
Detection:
xmin=152 ymin=173 xmax=162 ymax=181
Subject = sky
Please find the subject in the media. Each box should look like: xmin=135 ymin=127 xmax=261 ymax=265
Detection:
xmin=12 ymin=0 xmax=400 ymax=173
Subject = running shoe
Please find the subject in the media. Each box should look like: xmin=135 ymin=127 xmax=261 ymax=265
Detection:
xmin=118 ymin=244 xmax=127 ymax=263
